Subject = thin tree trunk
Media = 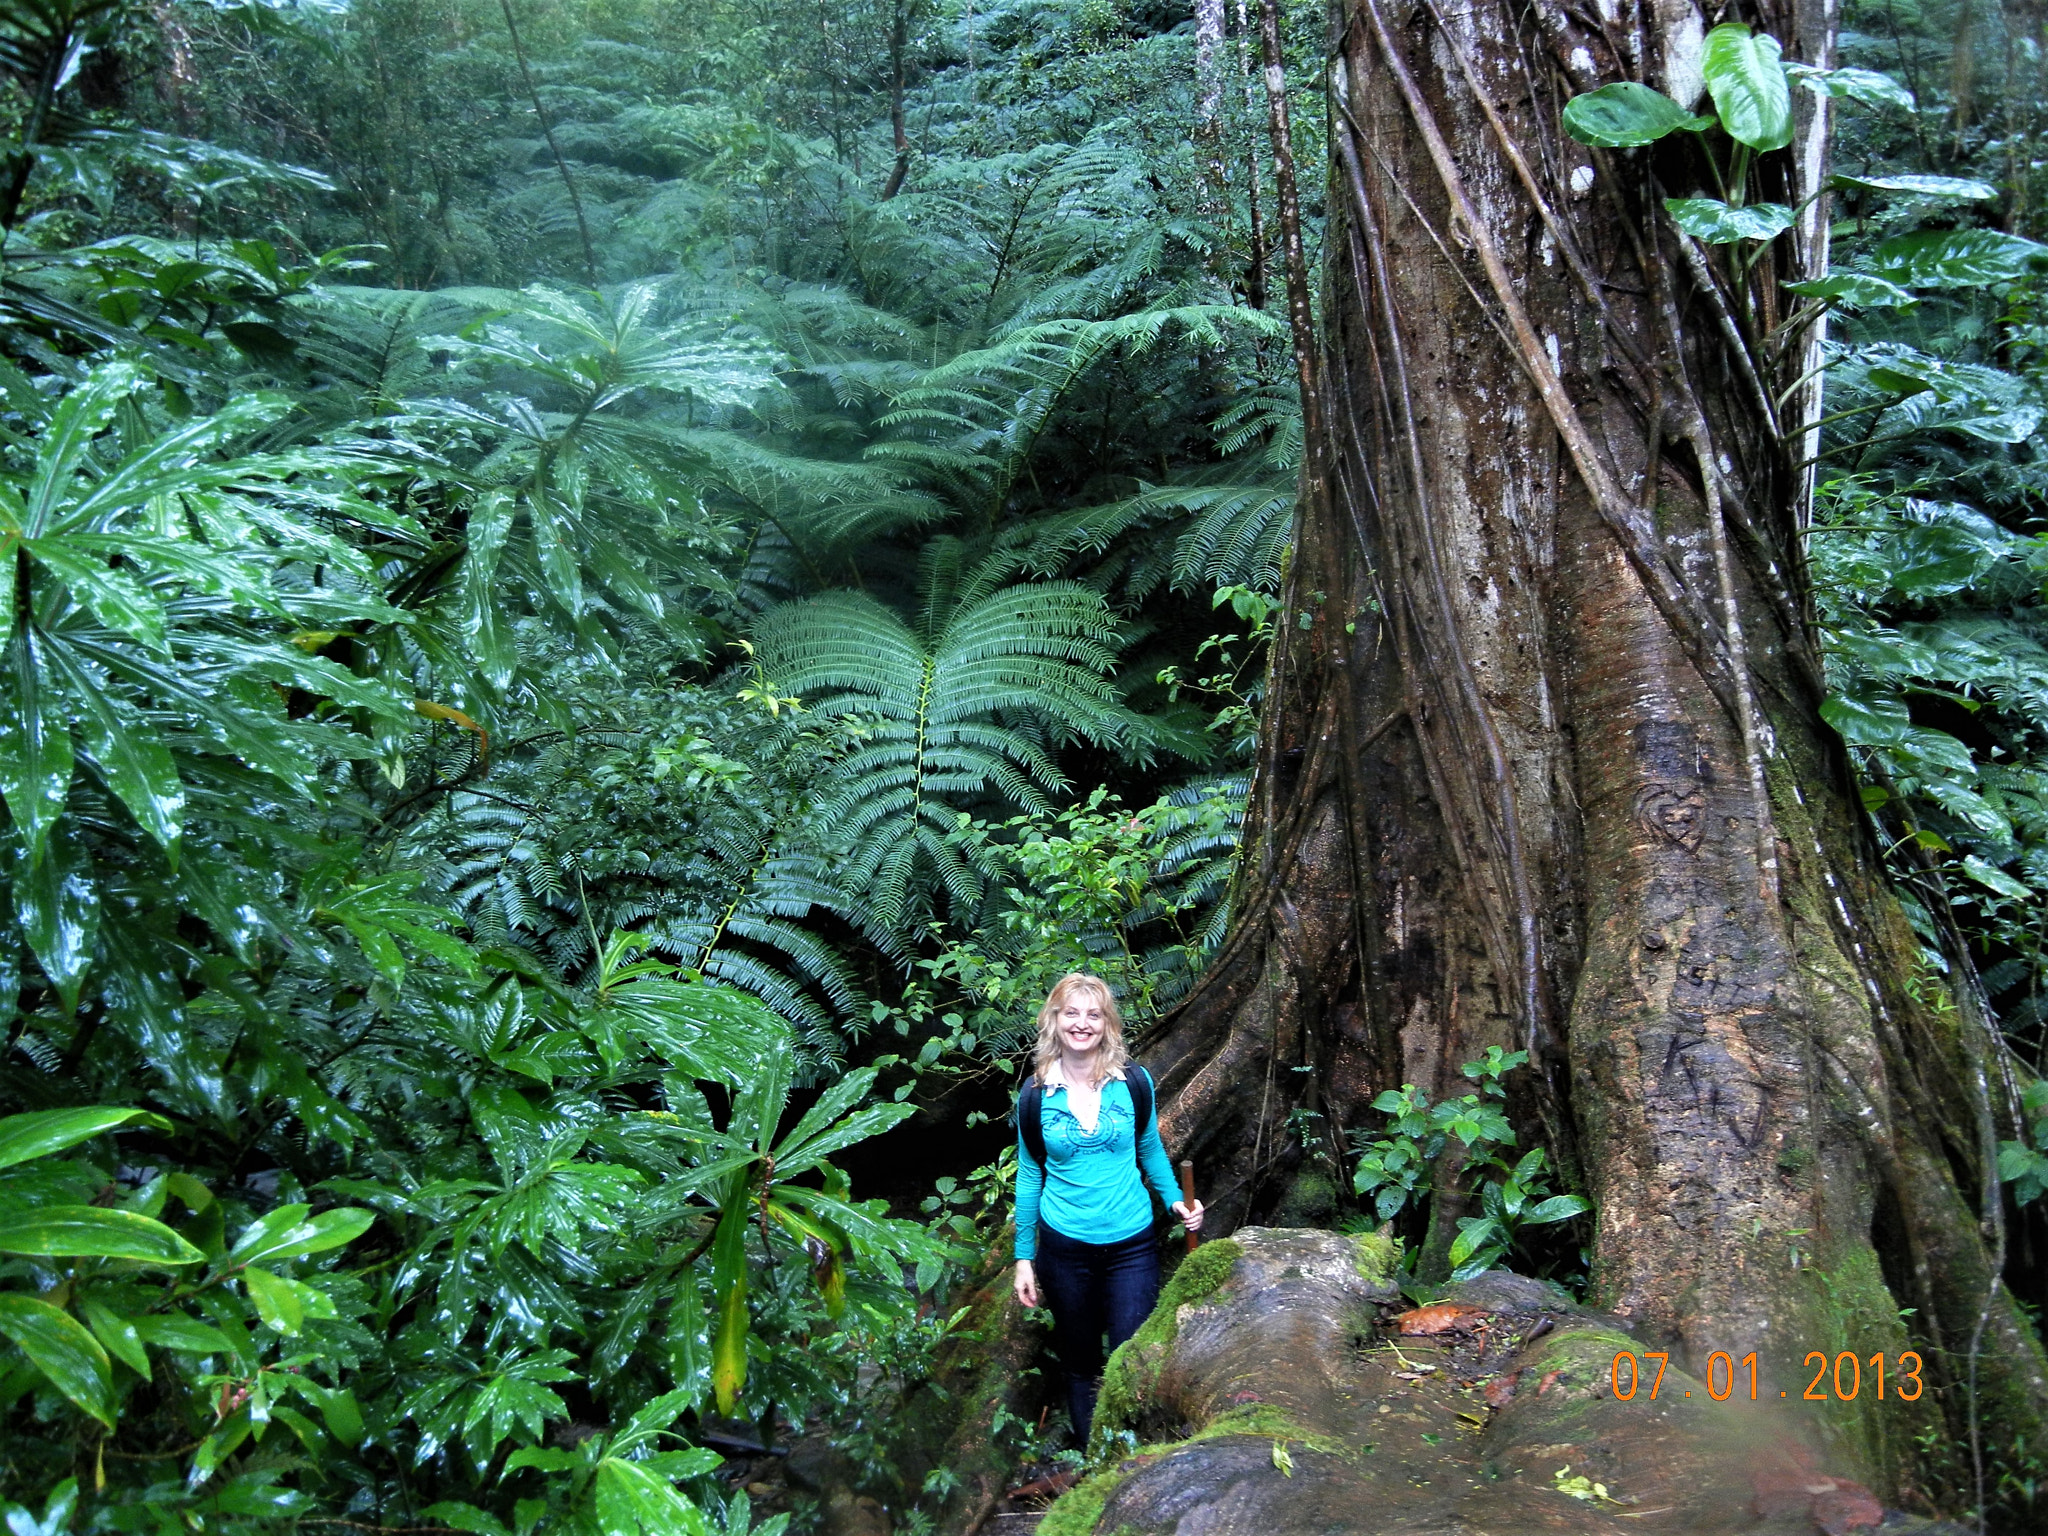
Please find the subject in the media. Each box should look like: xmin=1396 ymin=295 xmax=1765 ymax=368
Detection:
xmin=1232 ymin=0 xmax=1268 ymax=309
xmin=1195 ymin=0 xmax=1230 ymax=226
xmin=1146 ymin=0 xmax=2048 ymax=1514
xmin=880 ymin=0 xmax=911 ymax=200
xmin=497 ymin=0 xmax=597 ymax=286
xmin=1253 ymin=0 xmax=1318 ymax=444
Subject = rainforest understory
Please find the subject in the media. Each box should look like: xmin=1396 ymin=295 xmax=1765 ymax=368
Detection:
xmin=3 ymin=0 xmax=2048 ymax=1533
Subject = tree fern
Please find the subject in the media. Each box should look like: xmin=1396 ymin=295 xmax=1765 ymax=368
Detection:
xmin=749 ymin=575 xmax=1152 ymax=933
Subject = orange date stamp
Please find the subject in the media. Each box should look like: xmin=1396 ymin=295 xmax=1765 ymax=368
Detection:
xmin=1610 ymin=1349 xmax=1926 ymax=1402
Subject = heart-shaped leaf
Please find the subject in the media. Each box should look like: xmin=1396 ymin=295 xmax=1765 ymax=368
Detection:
xmin=1562 ymin=82 xmax=1715 ymax=148
xmin=1664 ymin=197 xmax=1796 ymax=244
xmin=1702 ymin=23 xmax=1793 ymax=150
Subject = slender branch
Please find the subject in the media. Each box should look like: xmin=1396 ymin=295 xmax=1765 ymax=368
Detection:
xmin=497 ymin=0 xmax=597 ymax=285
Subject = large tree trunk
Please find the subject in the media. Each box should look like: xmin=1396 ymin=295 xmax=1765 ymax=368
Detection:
xmin=1144 ymin=0 xmax=2048 ymax=1513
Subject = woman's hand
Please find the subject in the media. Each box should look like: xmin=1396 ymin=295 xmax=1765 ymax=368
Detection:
xmin=1014 ymin=1259 xmax=1039 ymax=1309
xmin=1172 ymin=1199 xmax=1205 ymax=1234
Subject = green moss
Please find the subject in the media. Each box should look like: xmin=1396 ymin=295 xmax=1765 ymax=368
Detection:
xmin=1090 ymin=1239 xmax=1245 ymax=1453
xmin=1035 ymin=1465 xmax=1125 ymax=1536
xmin=1273 ymin=1166 xmax=1339 ymax=1226
xmin=1352 ymin=1228 xmax=1399 ymax=1285
xmin=1802 ymin=1242 xmax=1930 ymax=1490
xmin=1195 ymin=1405 xmax=1351 ymax=1459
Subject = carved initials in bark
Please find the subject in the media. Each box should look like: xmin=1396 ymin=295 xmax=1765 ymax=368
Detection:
xmin=1633 ymin=783 xmax=1707 ymax=853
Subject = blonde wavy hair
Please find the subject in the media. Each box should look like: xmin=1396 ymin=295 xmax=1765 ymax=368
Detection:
xmin=1031 ymin=973 xmax=1129 ymax=1086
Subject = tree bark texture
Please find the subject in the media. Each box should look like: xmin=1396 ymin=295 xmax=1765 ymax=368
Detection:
xmin=1142 ymin=0 xmax=2048 ymax=1509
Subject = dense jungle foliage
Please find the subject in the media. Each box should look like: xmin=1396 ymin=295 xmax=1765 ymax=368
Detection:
xmin=0 ymin=0 xmax=2045 ymax=1528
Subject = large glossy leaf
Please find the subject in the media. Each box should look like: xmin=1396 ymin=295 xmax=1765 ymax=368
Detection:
xmin=13 ymin=822 xmax=100 ymax=1012
xmin=47 ymin=642 xmax=183 ymax=855
xmin=708 ymin=1199 xmax=750 ymax=1416
xmin=26 ymin=539 xmax=168 ymax=651
xmin=1790 ymin=64 xmax=1915 ymax=111
xmin=1664 ymin=198 xmax=1795 ymax=244
xmin=228 ymin=1204 xmax=376 ymax=1266
xmin=1561 ymin=82 xmax=1714 ymax=147
xmin=0 ymin=626 xmax=75 ymax=865
xmin=1832 ymin=172 xmax=1999 ymax=202
xmin=772 ymin=1102 xmax=915 ymax=1176
xmin=1701 ymin=23 xmax=1792 ymax=150
xmin=79 ymin=1295 xmax=151 ymax=1376
xmin=128 ymin=1312 xmax=236 ymax=1354
xmin=1874 ymin=229 xmax=2048 ymax=289
xmin=595 ymin=1456 xmax=711 ymax=1536
xmin=0 ymin=1107 xmax=167 ymax=1169
xmin=0 ymin=1293 xmax=115 ymax=1426
xmin=0 ymin=1205 xmax=204 ymax=1264
xmin=1782 ymin=273 xmax=1916 ymax=309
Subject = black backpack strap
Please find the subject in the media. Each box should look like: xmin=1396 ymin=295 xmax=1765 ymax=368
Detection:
xmin=1016 ymin=1077 xmax=1047 ymax=1167
xmin=1126 ymin=1064 xmax=1154 ymax=1147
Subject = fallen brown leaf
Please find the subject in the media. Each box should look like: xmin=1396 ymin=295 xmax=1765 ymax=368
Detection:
xmin=1482 ymin=1372 xmax=1519 ymax=1407
xmin=1536 ymin=1370 xmax=1562 ymax=1396
xmin=1392 ymin=1302 xmax=1489 ymax=1335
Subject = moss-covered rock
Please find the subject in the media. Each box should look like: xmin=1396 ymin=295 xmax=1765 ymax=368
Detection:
xmin=1036 ymin=1228 xmax=1972 ymax=1536
xmin=1271 ymin=1165 xmax=1340 ymax=1227
xmin=1090 ymin=1238 xmax=1245 ymax=1453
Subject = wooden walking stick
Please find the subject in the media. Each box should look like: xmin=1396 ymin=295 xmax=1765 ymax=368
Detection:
xmin=1178 ymin=1159 xmax=1199 ymax=1252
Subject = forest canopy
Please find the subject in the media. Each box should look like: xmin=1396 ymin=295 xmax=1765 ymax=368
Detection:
xmin=0 ymin=0 xmax=2045 ymax=1531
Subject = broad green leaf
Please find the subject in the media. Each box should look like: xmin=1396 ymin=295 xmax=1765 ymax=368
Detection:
xmin=460 ymin=492 xmax=517 ymax=691
xmin=1962 ymin=856 xmax=2033 ymax=903
xmin=665 ymin=1272 xmax=710 ymax=1410
xmin=709 ymin=1205 xmax=750 ymax=1415
xmin=52 ymin=642 xmax=184 ymax=856
xmin=528 ymin=489 xmax=585 ymax=617
xmin=79 ymin=1296 xmax=150 ymax=1377
xmin=14 ymin=823 xmax=100 ymax=1013
xmin=1782 ymin=272 xmax=1916 ymax=309
xmin=24 ymin=363 xmax=139 ymax=536
xmin=229 ymin=1204 xmax=375 ymax=1265
xmin=609 ymin=1387 xmax=710 ymax=1460
xmin=0 ymin=626 xmax=75 ymax=865
xmin=1446 ymin=1216 xmax=1502 ymax=1271
xmin=1520 ymin=1194 xmax=1591 ymax=1225
xmin=772 ymin=1102 xmax=915 ymax=1175
xmin=1561 ymin=83 xmax=1713 ymax=147
xmin=1874 ymin=229 xmax=2048 ymax=289
xmin=1664 ymin=198 xmax=1795 ymax=244
xmin=1820 ymin=693 xmax=1978 ymax=778
xmin=595 ymin=1457 xmax=710 ymax=1536
xmin=306 ymin=1384 xmax=366 ymax=1447
xmin=1701 ymin=23 xmax=1792 ymax=150
xmin=242 ymin=1266 xmax=304 ymax=1334
xmin=1832 ymin=172 xmax=1998 ymax=202
xmin=0 ymin=1107 xmax=167 ymax=1169
xmin=0 ymin=1205 xmax=204 ymax=1264
xmin=130 ymin=1312 xmax=236 ymax=1354
xmin=25 ymin=539 xmax=168 ymax=651
xmin=0 ymin=1293 xmax=115 ymax=1426
xmin=1790 ymin=65 xmax=1915 ymax=111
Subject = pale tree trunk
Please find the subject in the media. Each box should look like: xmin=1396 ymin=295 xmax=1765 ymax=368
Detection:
xmin=1195 ymin=0 xmax=1229 ymax=218
xmin=1144 ymin=0 xmax=2048 ymax=1513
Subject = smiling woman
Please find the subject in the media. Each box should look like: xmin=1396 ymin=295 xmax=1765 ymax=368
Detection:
xmin=1010 ymin=973 xmax=1204 ymax=1447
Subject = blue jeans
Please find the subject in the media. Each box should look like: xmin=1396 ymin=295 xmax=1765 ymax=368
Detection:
xmin=1035 ymin=1222 xmax=1160 ymax=1446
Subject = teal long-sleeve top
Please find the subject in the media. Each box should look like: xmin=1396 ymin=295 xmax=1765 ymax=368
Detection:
xmin=1013 ymin=1073 xmax=1182 ymax=1261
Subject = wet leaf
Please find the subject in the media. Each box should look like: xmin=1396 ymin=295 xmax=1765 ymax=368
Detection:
xmin=1701 ymin=23 xmax=1792 ymax=150
xmin=1561 ymin=83 xmax=1714 ymax=147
